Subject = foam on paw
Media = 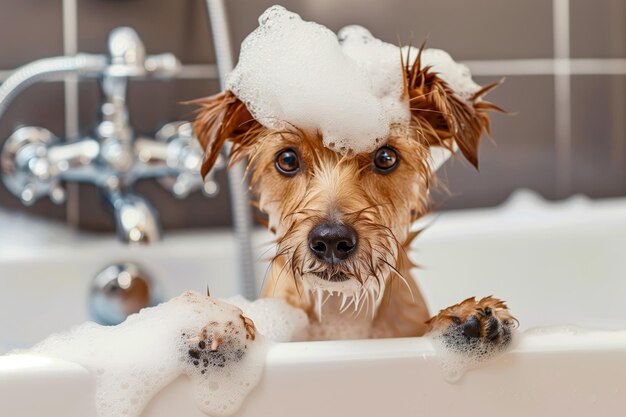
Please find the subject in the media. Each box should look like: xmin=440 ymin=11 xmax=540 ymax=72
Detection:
xmin=427 ymin=296 xmax=518 ymax=382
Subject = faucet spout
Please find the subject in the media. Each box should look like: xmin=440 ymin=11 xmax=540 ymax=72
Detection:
xmin=104 ymin=190 xmax=162 ymax=244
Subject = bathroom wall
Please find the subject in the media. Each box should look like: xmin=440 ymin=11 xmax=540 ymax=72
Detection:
xmin=0 ymin=0 xmax=624 ymax=230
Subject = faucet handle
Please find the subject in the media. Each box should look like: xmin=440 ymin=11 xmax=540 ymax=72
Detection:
xmin=151 ymin=121 xmax=225 ymax=199
xmin=1 ymin=126 xmax=101 ymax=205
xmin=1 ymin=127 xmax=66 ymax=205
xmin=144 ymin=53 xmax=181 ymax=78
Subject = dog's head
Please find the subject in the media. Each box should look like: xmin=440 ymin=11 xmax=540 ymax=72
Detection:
xmin=193 ymin=50 xmax=502 ymax=308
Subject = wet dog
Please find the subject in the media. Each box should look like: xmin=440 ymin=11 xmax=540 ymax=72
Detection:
xmin=192 ymin=46 xmax=516 ymax=349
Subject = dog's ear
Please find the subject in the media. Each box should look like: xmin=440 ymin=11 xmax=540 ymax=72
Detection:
xmin=403 ymin=45 xmax=504 ymax=170
xmin=192 ymin=90 xmax=260 ymax=178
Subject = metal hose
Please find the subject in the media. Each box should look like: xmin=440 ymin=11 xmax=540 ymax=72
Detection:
xmin=206 ymin=0 xmax=258 ymax=300
xmin=0 ymin=54 xmax=106 ymax=119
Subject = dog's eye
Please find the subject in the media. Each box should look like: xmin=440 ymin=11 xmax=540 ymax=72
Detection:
xmin=275 ymin=148 xmax=300 ymax=176
xmin=372 ymin=146 xmax=399 ymax=173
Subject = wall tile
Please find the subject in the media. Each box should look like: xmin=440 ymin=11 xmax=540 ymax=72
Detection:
xmin=227 ymin=0 xmax=554 ymax=60
xmin=77 ymin=0 xmax=214 ymax=64
xmin=570 ymin=75 xmax=626 ymax=197
xmin=77 ymin=77 xmax=220 ymax=133
xmin=570 ymin=0 xmax=626 ymax=59
xmin=0 ymin=0 xmax=63 ymax=69
xmin=431 ymin=75 xmax=557 ymax=210
xmin=72 ymin=169 xmax=233 ymax=231
xmin=136 ymin=170 xmax=233 ymax=230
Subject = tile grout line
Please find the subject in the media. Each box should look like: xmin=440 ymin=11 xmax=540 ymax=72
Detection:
xmin=463 ymin=59 xmax=626 ymax=76
xmin=553 ymin=0 xmax=572 ymax=198
xmin=4 ymin=60 xmax=626 ymax=82
xmin=608 ymin=0 xmax=626 ymax=192
xmin=63 ymin=0 xmax=80 ymax=227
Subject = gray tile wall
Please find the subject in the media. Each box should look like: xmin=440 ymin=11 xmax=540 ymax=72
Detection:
xmin=432 ymin=75 xmax=558 ymax=210
xmin=571 ymin=0 xmax=625 ymax=58
xmin=570 ymin=75 xmax=626 ymax=198
xmin=0 ymin=0 xmax=625 ymax=231
xmin=227 ymin=0 xmax=554 ymax=60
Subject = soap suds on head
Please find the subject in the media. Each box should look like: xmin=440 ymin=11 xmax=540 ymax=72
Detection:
xmin=9 ymin=292 xmax=307 ymax=417
xmin=226 ymin=5 xmax=394 ymax=154
xmin=406 ymin=47 xmax=480 ymax=101
xmin=226 ymin=5 xmax=480 ymax=154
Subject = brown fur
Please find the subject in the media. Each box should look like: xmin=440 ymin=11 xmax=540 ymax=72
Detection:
xmin=192 ymin=47 xmax=513 ymax=340
xmin=403 ymin=42 xmax=505 ymax=168
xmin=427 ymin=296 xmax=517 ymax=336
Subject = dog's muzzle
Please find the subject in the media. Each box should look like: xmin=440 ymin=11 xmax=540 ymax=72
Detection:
xmin=307 ymin=222 xmax=358 ymax=265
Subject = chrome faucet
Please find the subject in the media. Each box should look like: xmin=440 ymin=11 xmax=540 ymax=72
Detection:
xmin=0 ymin=28 xmax=223 ymax=243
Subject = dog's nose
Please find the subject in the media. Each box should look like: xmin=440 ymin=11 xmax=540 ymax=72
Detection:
xmin=308 ymin=222 xmax=358 ymax=263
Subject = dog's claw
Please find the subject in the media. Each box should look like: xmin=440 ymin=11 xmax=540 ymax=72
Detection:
xmin=210 ymin=334 xmax=222 ymax=351
xmin=240 ymin=314 xmax=257 ymax=341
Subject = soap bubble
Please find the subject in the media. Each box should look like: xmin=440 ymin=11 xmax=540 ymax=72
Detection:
xmin=226 ymin=6 xmax=480 ymax=154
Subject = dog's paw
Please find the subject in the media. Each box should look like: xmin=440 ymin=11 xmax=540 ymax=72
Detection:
xmin=181 ymin=313 xmax=257 ymax=374
xmin=427 ymin=296 xmax=517 ymax=353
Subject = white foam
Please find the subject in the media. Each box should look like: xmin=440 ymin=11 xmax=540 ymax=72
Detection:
xmin=408 ymin=47 xmax=480 ymax=101
xmin=431 ymin=329 xmax=518 ymax=383
xmin=10 ymin=292 xmax=271 ymax=417
xmin=226 ymin=295 xmax=309 ymax=342
xmin=226 ymin=5 xmax=480 ymax=154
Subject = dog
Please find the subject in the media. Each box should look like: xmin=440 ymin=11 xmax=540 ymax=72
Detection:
xmin=191 ymin=44 xmax=516 ymax=351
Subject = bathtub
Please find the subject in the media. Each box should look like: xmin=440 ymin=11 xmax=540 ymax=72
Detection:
xmin=2 ymin=189 xmax=626 ymax=417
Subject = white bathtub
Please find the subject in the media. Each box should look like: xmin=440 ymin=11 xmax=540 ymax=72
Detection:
xmin=2 ymin=189 xmax=626 ymax=417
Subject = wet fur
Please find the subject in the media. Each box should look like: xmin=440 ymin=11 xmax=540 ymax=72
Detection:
xmin=192 ymin=47 xmax=513 ymax=341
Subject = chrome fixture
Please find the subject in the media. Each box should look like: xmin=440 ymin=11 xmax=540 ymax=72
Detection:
xmin=89 ymin=262 xmax=161 ymax=325
xmin=0 ymin=27 xmax=224 ymax=243
xmin=105 ymin=190 xmax=162 ymax=244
